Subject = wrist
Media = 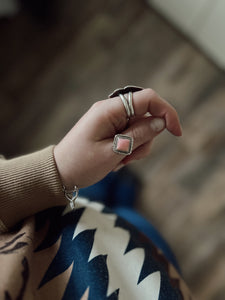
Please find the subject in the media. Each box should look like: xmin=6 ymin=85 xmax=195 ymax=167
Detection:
xmin=53 ymin=144 xmax=77 ymax=188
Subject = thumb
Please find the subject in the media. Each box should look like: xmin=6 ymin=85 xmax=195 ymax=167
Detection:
xmin=111 ymin=117 xmax=165 ymax=169
xmin=124 ymin=117 xmax=165 ymax=150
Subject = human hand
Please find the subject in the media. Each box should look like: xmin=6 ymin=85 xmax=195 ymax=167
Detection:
xmin=54 ymin=88 xmax=182 ymax=189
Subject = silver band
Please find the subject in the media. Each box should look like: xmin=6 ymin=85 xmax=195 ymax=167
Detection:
xmin=119 ymin=92 xmax=135 ymax=119
xmin=128 ymin=92 xmax=134 ymax=117
xmin=109 ymin=85 xmax=143 ymax=119
xmin=119 ymin=94 xmax=131 ymax=118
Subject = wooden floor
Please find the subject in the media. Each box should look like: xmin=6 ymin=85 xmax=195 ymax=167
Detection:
xmin=1 ymin=1 xmax=225 ymax=299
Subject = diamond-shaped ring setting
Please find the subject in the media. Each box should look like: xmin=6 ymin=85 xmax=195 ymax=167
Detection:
xmin=113 ymin=134 xmax=133 ymax=155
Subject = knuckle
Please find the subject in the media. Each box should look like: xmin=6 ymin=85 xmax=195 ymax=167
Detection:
xmin=91 ymin=100 xmax=103 ymax=110
xmin=131 ymin=126 xmax=144 ymax=144
xmin=146 ymin=88 xmax=156 ymax=98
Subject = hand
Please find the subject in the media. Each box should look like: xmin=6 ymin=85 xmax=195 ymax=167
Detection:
xmin=54 ymin=88 xmax=182 ymax=188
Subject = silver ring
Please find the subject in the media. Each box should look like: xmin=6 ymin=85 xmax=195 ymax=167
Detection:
xmin=109 ymin=85 xmax=143 ymax=119
xmin=128 ymin=92 xmax=135 ymax=117
xmin=119 ymin=94 xmax=131 ymax=119
xmin=113 ymin=134 xmax=133 ymax=155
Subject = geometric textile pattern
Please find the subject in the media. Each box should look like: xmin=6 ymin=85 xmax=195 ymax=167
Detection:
xmin=35 ymin=198 xmax=191 ymax=299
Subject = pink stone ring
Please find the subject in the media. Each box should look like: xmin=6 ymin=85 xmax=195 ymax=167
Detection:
xmin=113 ymin=134 xmax=133 ymax=155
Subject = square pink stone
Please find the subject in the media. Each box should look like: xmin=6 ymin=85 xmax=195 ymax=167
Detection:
xmin=116 ymin=137 xmax=131 ymax=152
xmin=113 ymin=134 xmax=133 ymax=155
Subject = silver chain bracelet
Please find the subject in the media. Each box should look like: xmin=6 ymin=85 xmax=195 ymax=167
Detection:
xmin=62 ymin=185 xmax=79 ymax=210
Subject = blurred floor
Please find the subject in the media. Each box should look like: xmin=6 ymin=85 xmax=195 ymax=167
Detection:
xmin=0 ymin=0 xmax=225 ymax=299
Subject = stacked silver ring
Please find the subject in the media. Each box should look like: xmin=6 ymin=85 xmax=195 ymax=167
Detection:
xmin=119 ymin=92 xmax=135 ymax=118
xmin=108 ymin=85 xmax=143 ymax=119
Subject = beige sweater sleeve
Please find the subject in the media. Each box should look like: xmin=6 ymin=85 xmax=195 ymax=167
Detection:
xmin=0 ymin=146 xmax=66 ymax=231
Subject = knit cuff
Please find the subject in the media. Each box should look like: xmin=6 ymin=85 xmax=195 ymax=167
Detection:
xmin=0 ymin=146 xmax=66 ymax=229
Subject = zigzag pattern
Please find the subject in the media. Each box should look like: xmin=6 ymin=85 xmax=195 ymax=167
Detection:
xmin=35 ymin=198 xmax=187 ymax=299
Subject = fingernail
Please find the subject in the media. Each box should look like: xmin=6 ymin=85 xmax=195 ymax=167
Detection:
xmin=150 ymin=118 xmax=165 ymax=132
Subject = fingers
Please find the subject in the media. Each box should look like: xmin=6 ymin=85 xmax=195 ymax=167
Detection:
xmin=107 ymin=88 xmax=182 ymax=137
xmin=112 ymin=141 xmax=152 ymax=172
xmin=133 ymin=89 xmax=182 ymax=136
xmin=124 ymin=117 xmax=165 ymax=150
xmin=111 ymin=116 xmax=165 ymax=169
xmin=122 ymin=140 xmax=153 ymax=165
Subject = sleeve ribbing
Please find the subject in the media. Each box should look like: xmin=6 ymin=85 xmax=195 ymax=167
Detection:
xmin=0 ymin=146 xmax=66 ymax=231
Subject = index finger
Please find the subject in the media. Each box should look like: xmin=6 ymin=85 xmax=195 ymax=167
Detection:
xmin=133 ymin=89 xmax=182 ymax=136
xmin=110 ymin=88 xmax=182 ymax=136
